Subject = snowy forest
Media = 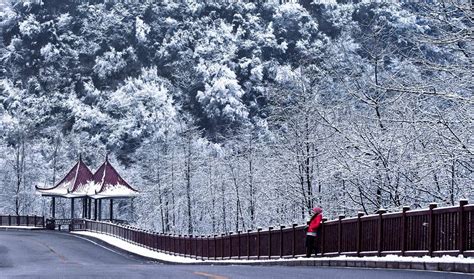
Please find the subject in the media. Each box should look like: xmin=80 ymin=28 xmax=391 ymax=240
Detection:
xmin=0 ymin=0 xmax=472 ymax=235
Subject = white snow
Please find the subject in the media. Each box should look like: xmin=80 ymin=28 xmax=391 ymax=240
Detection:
xmin=36 ymin=179 xmax=73 ymax=197
xmin=135 ymin=17 xmax=150 ymax=42
xmin=91 ymin=183 xmax=139 ymax=199
xmin=69 ymin=181 xmax=101 ymax=197
xmin=0 ymin=226 xmax=42 ymax=229
xmin=72 ymin=231 xmax=474 ymax=265
xmin=72 ymin=231 xmax=201 ymax=263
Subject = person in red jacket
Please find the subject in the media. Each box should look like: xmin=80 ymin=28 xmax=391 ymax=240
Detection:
xmin=306 ymin=207 xmax=323 ymax=257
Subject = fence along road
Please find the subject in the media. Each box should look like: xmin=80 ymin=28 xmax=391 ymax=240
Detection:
xmin=71 ymin=200 xmax=473 ymax=259
xmin=0 ymin=215 xmax=45 ymax=227
xmin=0 ymin=230 xmax=470 ymax=279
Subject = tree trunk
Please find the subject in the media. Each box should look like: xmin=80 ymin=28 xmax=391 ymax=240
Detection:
xmin=14 ymin=137 xmax=25 ymax=215
xmin=185 ymin=135 xmax=193 ymax=235
xmin=248 ymin=135 xmax=255 ymax=228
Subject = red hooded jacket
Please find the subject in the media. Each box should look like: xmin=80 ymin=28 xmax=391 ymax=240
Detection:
xmin=307 ymin=213 xmax=322 ymax=233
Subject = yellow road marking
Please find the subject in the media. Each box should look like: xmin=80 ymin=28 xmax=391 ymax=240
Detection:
xmin=43 ymin=243 xmax=68 ymax=263
xmin=26 ymin=238 xmax=69 ymax=263
xmin=193 ymin=271 xmax=229 ymax=279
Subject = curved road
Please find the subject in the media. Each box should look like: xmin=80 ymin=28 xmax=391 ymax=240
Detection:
xmin=0 ymin=230 xmax=471 ymax=279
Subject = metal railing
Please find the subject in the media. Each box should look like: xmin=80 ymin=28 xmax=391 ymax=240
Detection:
xmin=0 ymin=215 xmax=45 ymax=228
xmin=71 ymin=200 xmax=474 ymax=259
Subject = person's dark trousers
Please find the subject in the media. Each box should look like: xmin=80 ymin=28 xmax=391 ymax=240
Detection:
xmin=305 ymin=235 xmax=317 ymax=257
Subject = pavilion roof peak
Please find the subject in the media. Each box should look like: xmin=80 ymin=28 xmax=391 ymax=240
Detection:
xmin=91 ymin=157 xmax=138 ymax=199
xmin=36 ymin=157 xmax=94 ymax=198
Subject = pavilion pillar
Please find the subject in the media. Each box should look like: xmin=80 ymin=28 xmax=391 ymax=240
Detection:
xmin=94 ymin=199 xmax=98 ymax=220
xmin=82 ymin=198 xmax=86 ymax=218
xmin=98 ymin=199 xmax=102 ymax=221
xmin=88 ymin=198 xmax=92 ymax=219
xmin=109 ymin=199 xmax=113 ymax=221
xmin=51 ymin=197 xmax=56 ymax=219
xmin=71 ymin=198 xmax=75 ymax=219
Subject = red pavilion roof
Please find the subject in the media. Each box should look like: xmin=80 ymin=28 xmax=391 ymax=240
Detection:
xmin=90 ymin=157 xmax=139 ymax=199
xmin=35 ymin=157 xmax=94 ymax=198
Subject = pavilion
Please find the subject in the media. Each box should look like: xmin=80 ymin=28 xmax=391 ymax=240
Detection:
xmin=36 ymin=155 xmax=139 ymax=221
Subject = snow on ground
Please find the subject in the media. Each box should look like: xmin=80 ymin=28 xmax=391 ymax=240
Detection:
xmin=0 ymin=226 xmax=42 ymax=229
xmin=72 ymin=231 xmax=474 ymax=265
xmin=72 ymin=231 xmax=201 ymax=263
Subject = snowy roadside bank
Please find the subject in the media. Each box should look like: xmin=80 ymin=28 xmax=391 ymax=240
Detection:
xmin=72 ymin=231 xmax=201 ymax=263
xmin=0 ymin=226 xmax=44 ymax=230
xmin=71 ymin=231 xmax=474 ymax=273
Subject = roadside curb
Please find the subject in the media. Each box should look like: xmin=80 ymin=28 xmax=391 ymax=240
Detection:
xmin=0 ymin=227 xmax=45 ymax=231
xmin=201 ymin=258 xmax=474 ymax=274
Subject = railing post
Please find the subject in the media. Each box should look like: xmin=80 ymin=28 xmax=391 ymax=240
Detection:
xmin=186 ymin=235 xmax=190 ymax=258
xmin=159 ymin=233 xmax=162 ymax=252
xmin=320 ymin=218 xmax=326 ymax=256
xmin=168 ymin=235 xmax=173 ymax=257
xmin=159 ymin=233 xmax=162 ymax=253
xmin=188 ymin=235 xmax=192 ymax=258
xmin=178 ymin=235 xmax=181 ymax=256
xmin=356 ymin=212 xmax=364 ymax=257
xmin=279 ymin=225 xmax=285 ymax=258
xmin=174 ymin=234 xmax=177 ymax=256
xmin=184 ymin=234 xmax=188 ymax=257
xmin=268 ymin=227 xmax=273 ymax=259
xmin=159 ymin=232 xmax=162 ymax=253
xmin=247 ymin=229 xmax=251 ymax=260
xmin=206 ymin=235 xmax=210 ymax=260
xmin=193 ymin=235 xmax=197 ymax=258
xmin=428 ymin=203 xmax=438 ymax=256
xmin=237 ymin=231 xmax=241 ymax=259
xmin=228 ymin=232 xmax=233 ymax=259
xmin=377 ymin=209 xmax=386 ymax=256
xmin=221 ymin=234 xmax=225 ymax=260
xmin=257 ymin=228 xmax=262 ymax=260
xmin=200 ymin=235 xmax=204 ymax=260
xmin=401 ymin=206 xmax=410 ymax=256
xmin=214 ymin=235 xmax=217 ymax=260
xmin=8 ymin=215 xmax=11 ymax=226
xmin=193 ymin=235 xmax=196 ymax=259
xmin=194 ymin=235 xmax=197 ymax=259
xmin=292 ymin=224 xmax=297 ymax=258
xmin=170 ymin=234 xmax=174 ymax=255
xmin=185 ymin=235 xmax=188 ymax=258
xmin=26 ymin=215 xmax=29 ymax=226
xmin=458 ymin=200 xmax=468 ymax=255
xmin=195 ymin=235 xmax=199 ymax=259
xmin=168 ymin=234 xmax=171 ymax=255
xmin=338 ymin=215 xmax=345 ymax=255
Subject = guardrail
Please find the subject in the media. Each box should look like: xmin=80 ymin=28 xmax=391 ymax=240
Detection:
xmin=50 ymin=218 xmax=128 ymax=231
xmin=71 ymin=200 xmax=474 ymax=259
xmin=0 ymin=215 xmax=45 ymax=228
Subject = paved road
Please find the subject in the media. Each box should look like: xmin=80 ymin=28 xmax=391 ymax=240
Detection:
xmin=0 ymin=230 xmax=472 ymax=279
